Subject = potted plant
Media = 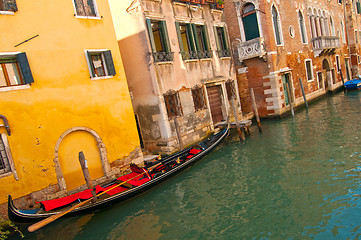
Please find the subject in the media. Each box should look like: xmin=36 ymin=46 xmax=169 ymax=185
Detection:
xmin=191 ymin=0 xmax=201 ymax=4
xmin=216 ymin=0 xmax=224 ymax=8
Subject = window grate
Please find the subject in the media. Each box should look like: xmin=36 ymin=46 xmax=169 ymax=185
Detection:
xmin=164 ymin=92 xmax=183 ymax=119
xmin=226 ymin=80 xmax=236 ymax=101
xmin=74 ymin=0 xmax=96 ymax=17
xmin=0 ymin=0 xmax=17 ymax=12
xmin=0 ymin=137 xmax=10 ymax=175
xmin=192 ymin=86 xmax=206 ymax=111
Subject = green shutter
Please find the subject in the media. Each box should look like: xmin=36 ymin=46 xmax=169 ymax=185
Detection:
xmin=213 ymin=26 xmax=221 ymax=51
xmin=104 ymin=50 xmax=116 ymax=76
xmin=187 ymin=24 xmax=196 ymax=51
xmin=202 ymin=25 xmax=210 ymax=51
xmin=242 ymin=13 xmax=260 ymax=41
xmin=357 ymin=2 xmax=361 ymax=14
xmin=146 ymin=19 xmax=156 ymax=52
xmin=191 ymin=24 xmax=200 ymax=51
xmin=160 ymin=21 xmax=171 ymax=53
xmin=222 ymin=27 xmax=230 ymax=51
xmin=16 ymin=52 xmax=34 ymax=84
xmin=175 ymin=22 xmax=185 ymax=52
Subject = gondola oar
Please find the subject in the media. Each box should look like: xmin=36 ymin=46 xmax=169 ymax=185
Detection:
xmin=27 ymin=162 xmax=161 ymax=232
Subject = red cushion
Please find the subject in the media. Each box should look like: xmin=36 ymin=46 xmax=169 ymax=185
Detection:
xmin=189 ymin=149 xmax=202 ymax=155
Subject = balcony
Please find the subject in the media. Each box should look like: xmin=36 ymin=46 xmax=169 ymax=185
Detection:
xmin=236 ymin=37 xmax=266 ymax=62
xmin=311 ymin=36 xmax=340 ymax=57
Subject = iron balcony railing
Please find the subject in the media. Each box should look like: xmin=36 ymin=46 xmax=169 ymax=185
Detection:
xmin=180 ymin=50 xmax=213 ymax=60
xmin=152 ymin=52 xmax=175 ymax=62
xmin=217 ymin=49 xmax=231 ymax=58
xmin=311 ymin=36 xmax=340 ymax=51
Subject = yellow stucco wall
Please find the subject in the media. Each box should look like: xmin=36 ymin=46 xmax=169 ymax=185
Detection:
xmin=0 ymin=0 xmax=141 ymax=204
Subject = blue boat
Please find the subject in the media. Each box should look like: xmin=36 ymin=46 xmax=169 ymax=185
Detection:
xmin=344 ymin=78 xmax=361 ymax=90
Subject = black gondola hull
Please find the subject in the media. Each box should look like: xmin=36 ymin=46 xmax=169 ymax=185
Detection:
xmin=8 ymin=127 xmax=229 ymax=223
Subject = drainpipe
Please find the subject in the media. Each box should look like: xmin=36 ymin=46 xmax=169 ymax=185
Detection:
xmin=0 ymin=115 xmax=11 ymax=136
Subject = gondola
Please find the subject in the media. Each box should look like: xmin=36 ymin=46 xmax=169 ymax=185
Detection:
xmin=8 ymin=126 xmax=229 ymax=224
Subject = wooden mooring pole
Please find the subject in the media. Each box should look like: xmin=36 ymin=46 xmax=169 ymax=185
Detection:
xmin=250 ymin=88 xmax=262 ymax=133
xmin=299 ymin=78 xmax=308 ymax=110
xmin=231 ymin=97 xmax=245 ymax=141
xmin=79 ymin=151 xmax=97 ymax=203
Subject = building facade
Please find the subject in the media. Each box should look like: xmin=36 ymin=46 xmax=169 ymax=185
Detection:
xmin=0 ymin=0 xmax=142 ymax=214
xmin=225 ymin=0 xmax=349 ymax=117
xmin=345 ymin=0 xmax=361 ymax=78
xmin=109 ymin=0 xmax=240 ymax=154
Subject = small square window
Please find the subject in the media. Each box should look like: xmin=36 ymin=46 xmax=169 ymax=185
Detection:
xmin=0 ymin=0 xmax=18 ymax=12
xmin=86 ymin=50 xmax=116 ymax=79
xmin=0 ymin=132 xmax=18 ymax=180
xmin=192 ymin=86 xmax=206 ymax=111
xmin=0 ymin=135 xmax=11 ymax=175
xmin=73 ymin=0 xmax=98 ymax=17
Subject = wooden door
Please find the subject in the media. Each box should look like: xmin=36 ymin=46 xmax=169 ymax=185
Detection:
xmin=207 ymin=85 xmax=224 ymax=124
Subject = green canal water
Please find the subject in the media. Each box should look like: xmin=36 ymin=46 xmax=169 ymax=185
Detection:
xmin=13 ymin=90 xmax=361 ymax=239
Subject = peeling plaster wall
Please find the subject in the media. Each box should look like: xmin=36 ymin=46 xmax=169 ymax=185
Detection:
xmin=110 ymin=0 xmax=237 ymax=154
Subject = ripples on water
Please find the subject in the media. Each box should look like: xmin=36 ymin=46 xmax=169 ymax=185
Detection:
xmin=16 ymin=91 xmax=361 ymax=240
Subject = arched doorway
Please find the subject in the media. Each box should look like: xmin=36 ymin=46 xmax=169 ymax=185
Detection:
xmin=322 ymin=59 xmax=331 ymax=91
xmin=54 ymin=127 xmax=110 ymax=191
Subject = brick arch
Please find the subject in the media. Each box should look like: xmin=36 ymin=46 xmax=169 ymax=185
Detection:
xmin=53 ymin=127 xmax=110 ymax=191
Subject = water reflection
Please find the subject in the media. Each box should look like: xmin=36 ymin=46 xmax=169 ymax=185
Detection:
xmin=13 ymin=91 xmax=361 ymax=239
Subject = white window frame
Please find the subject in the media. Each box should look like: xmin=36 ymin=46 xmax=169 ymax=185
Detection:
xmin=0 ymin=133 xmax=18 ymax=180
xmin=305 ymin=59 xmax=314 ymax=82
xmin=72 ymin=0 xmax=101 ymax=19
xmin=335 ymin=55 xmax=341 ymax=72
xmin=85 ymin=49 xmax=114 ymax=80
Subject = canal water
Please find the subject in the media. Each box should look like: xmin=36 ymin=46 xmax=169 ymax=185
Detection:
xmin=12 ymin=90 xmax=361 ymax=239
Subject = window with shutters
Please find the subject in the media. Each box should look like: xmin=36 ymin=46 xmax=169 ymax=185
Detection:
xmin=0 ymin=52 xmax=34 ymax=88
xmin=73 ymin=0 xmax=99 ymax=18
xmin=214 ymin=26 xmax=231 ymax=58
xmin=305 ymin=59 xmax=314 ymax=81
xmin=175 ymin=22 xmax=211 ymax=60
xmin=0 ymin=0 xmax=17 ymax=12
xmin=192 ymin=86 xmax=206 ymax=111
xmin=146 ymin=19 xmax=174 ymax=62
xmin=164 ymin=91 xmax=183 ymax=119
xmin=85 ymin=50 xmax=116 ymax=79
